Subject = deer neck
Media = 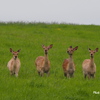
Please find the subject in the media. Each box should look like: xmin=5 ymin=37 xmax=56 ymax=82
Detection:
xmin=90 ymin=56 xmax=95 ymax=68
xmin=13 ymin=56 xmax=18 ymax=60
xmin=69 ymin=55 xmax=73 ymax=67
xmin=69 ymin=54 xmax=73 ymax=62
xmin=44 ymin=53 xmax=49 ymax=66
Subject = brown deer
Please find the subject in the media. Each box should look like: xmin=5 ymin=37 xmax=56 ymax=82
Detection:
xmin=35 ymin=44 xmax=53 ymax=76
xmin=62 ymin=46 xmax=78 ymax=78
xmin=7 ymin=48 xmax=21 ymax=77
xmin=82 ymin=48 xmax=98 ymax=79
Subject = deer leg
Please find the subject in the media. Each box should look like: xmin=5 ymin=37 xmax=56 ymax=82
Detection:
xmin=47 ymin=71 xmax=50 ymax=77
xmin=71 ymin=73 xmax=74 ymax=78
xmin=67 ymin=73 xmax=70 ymax=78
xmin=93 ymin=74 xmax=95 ymax=78
xmin=87 ymin=74 xmax=90 ymax=79
xmin=14 ymin=67 xmax=19 ymax=77
xmin=84 ymin=74 xmax=87 ymax=79
xmin=40 ymin=71 xmax=44 ymax=77
xmin=10 ymin=66 xmax=14 ymax=75
xmin=91 ymin=74 xmax=95 ymax=78
xmin=15 ymin=73 xmax=18 ymax=77
xmin=10 ymin=71 xmax=14 ymax=75
xmin=64 ymin=72 xmax=67 ymax=77
xmin=38 ymin=71 xmax=40 ymax=75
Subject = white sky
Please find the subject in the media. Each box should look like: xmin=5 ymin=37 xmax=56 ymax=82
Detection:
xmin=0 ymin=0 xmax=100 ymax=25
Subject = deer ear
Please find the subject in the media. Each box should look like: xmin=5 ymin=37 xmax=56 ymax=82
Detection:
xmin=88 ymin=48 xmax=91 ymax=51
xmin=95 ymin=48 xmax=98 ymax=52
xmin=73 ymin=46 xmax=78 ymax=51
xmin=48 ymin=44 xmax=53 ymax=49
xmin=10 ymin=48 xmax=13 ymax=52
xmin=17 ymin=49 xmax=21 ymax=52
xmin=88 ymin=48 xmax=91 ymax=50
xmin=42 ymin=45 xmax=45 ymax=49
xmin=70 ymin=46 xmax=72 ymax=48
xmin=50 ymin=44 xmax=53 ymax=48
xmin=88 ymin=48 xmax=91 ymax=52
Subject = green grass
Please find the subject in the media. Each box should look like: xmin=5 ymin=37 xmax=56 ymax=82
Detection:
xmin=0 ymin=22 xmax=100 ymax=100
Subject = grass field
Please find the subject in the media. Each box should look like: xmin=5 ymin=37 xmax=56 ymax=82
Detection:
xmin=0 ymin=22 xmax=100 ymax=100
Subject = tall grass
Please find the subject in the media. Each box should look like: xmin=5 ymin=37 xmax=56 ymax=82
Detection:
xmin=0 ymin=22 xmax=100 ymax=100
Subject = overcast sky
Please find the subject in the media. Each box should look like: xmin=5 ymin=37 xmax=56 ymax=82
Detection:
xmin=0 ymin=0 xmax=100 ymax=25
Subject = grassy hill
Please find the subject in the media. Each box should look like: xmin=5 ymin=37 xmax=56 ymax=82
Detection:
xmin=0 ymin=22 xmax=100 ymax=100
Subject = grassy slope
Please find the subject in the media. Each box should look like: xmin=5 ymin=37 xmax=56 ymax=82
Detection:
xmin=0 ymin=23 xmax=100 ymax=100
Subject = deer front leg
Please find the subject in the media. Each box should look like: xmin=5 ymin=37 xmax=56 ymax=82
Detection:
xmin=10 ymin=66 xmax=14 ymax=75
xmin=67 ymin=73 xmax=70 ymax=78
xmin=14 ymin=66 xmax=20 ymax=77
xmin=91 ymin=74 xmax=95 ymax=78
xmin=10 ymin=70 xmax=14 ymax=75
xmin=40 ymin=71 xmax=44 ymax=76
xmin=84 ymin=74 xmax=87 ymax=79
xmin=71 ymin=73 xmax=74 ymax=78
xmin=64 ymin=72 xmax=67 ymax=77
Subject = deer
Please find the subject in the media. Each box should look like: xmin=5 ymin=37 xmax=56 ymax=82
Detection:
xmin=82 ymin=48 xmax=98 ymax=79
xmin=35 ymin=44 xmax=53 ymax=76
xmin=62 ymin=46 xmax=78 ymax=78
xmin=7 ymin=48 xmax=21 ymax=77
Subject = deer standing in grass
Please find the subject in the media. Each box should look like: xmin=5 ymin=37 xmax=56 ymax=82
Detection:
xmin=35 ymin=44 xmax=53 ymax=76
xmin=62 ymin=46 xmax=78 ymax=78
xmin=7 ymin=48 xmax=21 ymax=77
xmin=82 ymin=48 xmax=98 ymax=79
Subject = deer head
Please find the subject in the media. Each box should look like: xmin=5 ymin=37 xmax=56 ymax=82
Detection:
xmin=42 ymin=44 xmax=53 ymax=54
xmin=67 ymin=46 xmax=78 ymax=55
xmin=10 ymin=48 xmax=21 ymax=59
xmin=88 ymin=48 xmax=98 ymax=58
